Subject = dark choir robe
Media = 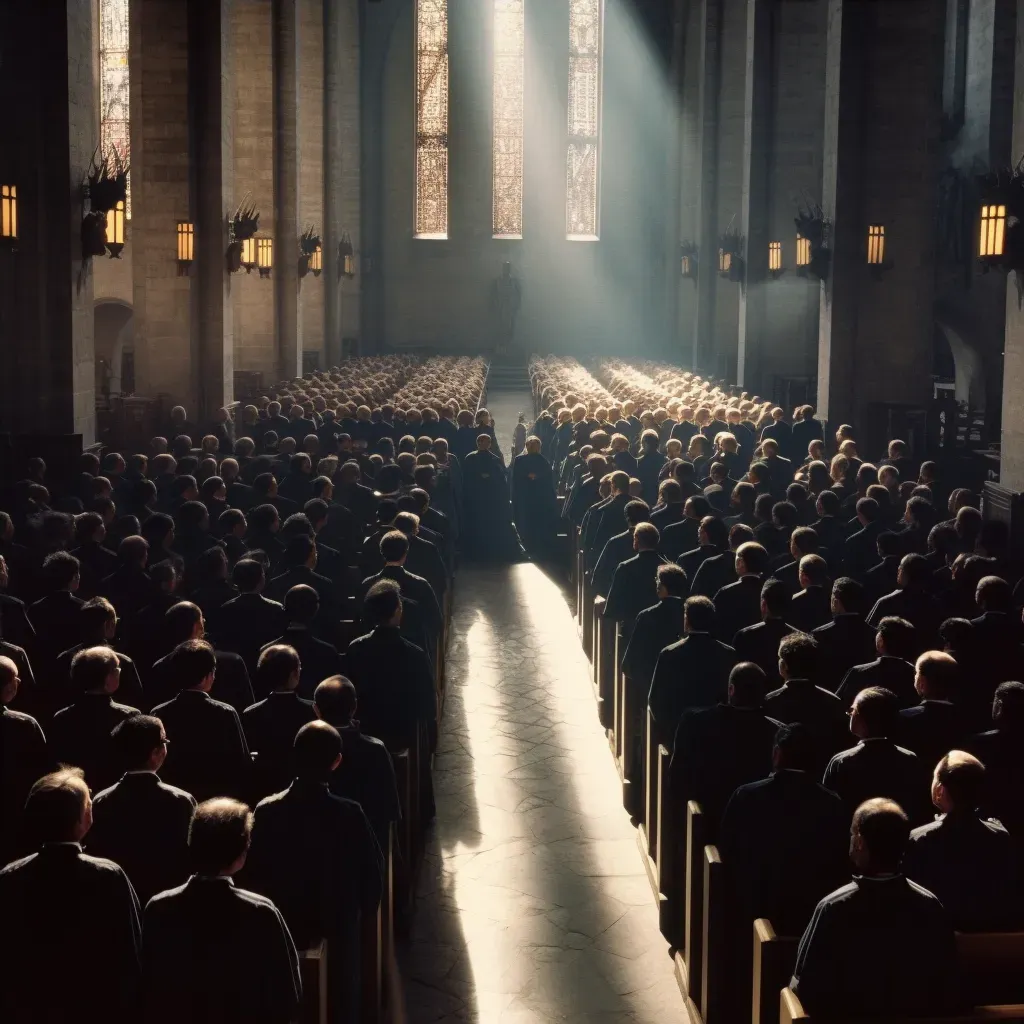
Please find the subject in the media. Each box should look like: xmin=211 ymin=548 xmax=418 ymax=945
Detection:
xmin=965 ymin=727 xmax=1024 ymax=836
xmin=210 ymin=593 xmax=288 ymax=677
xmin=0 ymin=843 xmax=142 ymax=1024
xmin=148 ymin=648 xmax=254 ymax=714
xmin=71 ymin=541 xmax=118 ymax=598
xmin=823 ymin=737 xmax=928 ymax=824
xmin=789 ymin=586 xmax=833 ymax=634
xmin=896 ymin=700 xmax=966 ymax=770
xmin=0 ymin=591 xmax=36 ymax=651
xmin=511 ymin=451 xmax=557 ymax=557
xmin=731 ymin=619 xmax=795 ymax=688
xmin=904 ymin=812 xmax=1023 ymax=933
xmin=721 ymin=770 xmax=849 ymax=936
xmin=152 ymin=690 xmax=251 ymax=801
xmin=621 ymin=597 xmax=684 ymax=695
xmin=463 ymin=448 xmax=521 ymax=560
xmin=669 ymin=702 xmax=780 ymax=827
xmin=260 ymin=626 xmax=343 ymax=701
xmin=48 ymin=693 xmax=140 ymax=793
xmin=713 ymin=574 xmax=765 ymax=642
xmin=580 ymin=496 xmax=613 ymax=561
xmin=27 ymin=590 xmax=84 ymax=664
xmin=648 ymin=632 xmax=737 ymax=745
xmin=242 ymin=692 xmax=318 ymax=802
xmin=88 ymin=771 xmax=197 ymax=904
xmin=843 ymin=522 xmax=883 ymax=579
xmin=266 ymin=565 xmax=338 ymax=632
xmin=143 ymin=876 xmax=301 ymax=1024
xmin=836 ymin=656 xmax=916 ymax=709
xmin=790 ymin=875 xmax=959 ymax=1020
xmin=1 ymin=705 xmax=51 ymax=861
xmin=50 ymin=642 xmax=146 ymax=716
xmin=604 ymin=549 xmax=667 ymax=626
xmin=342 ymin=626 xmax=436 ymax=751
xmin=764 ymin=679 xmax=847 ymax=771
xmin=359 ymin=565 xmax=442 ymax=664
xmin=329 ymin=722 xmax=403 ymax=851
xmin=588 ymin=494 xmax=630 ymax=571
xmin=867 ymin=589 xmax=942 ymax=655
xmin=678 ymin=544 xmax=721 ymax=589
xmin=593 ymin=529 xmax=635 ymax=598
xmin=812 ymin=614 xmax=877 ymax=692
xmin=650 ymin=501 xmax=685 ymax=535
xmin=636 ymin=451 xmax=667 ymax=505
xmin=689 ymin=549 xmax=738 ymax=600
xmin=660 ymin=516 xmax=701 ymax=563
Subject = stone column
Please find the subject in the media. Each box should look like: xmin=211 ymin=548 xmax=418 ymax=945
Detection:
xmin=273 ymin=0 xmax=302 ymax=381
xmin=190 ymin=0 xmax=235 ymax=417
xmin=131 ymin=0 xmax=193 ymax=409
xmin=817 ymin=0 xmax=943 ymax=455
xmin=0 ymin=0 xmax=97 ymax=442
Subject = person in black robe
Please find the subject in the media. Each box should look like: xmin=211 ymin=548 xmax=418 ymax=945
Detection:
xmin=823 ymin=686 xmax=928 ymax=824
xmin=587 ymin=472 xmax=631 ymax=572
xmin=511 ymin=437 xmax=558 ymax=559
xmin=313 ymin=675 xmax=401 ymax=852
xmin=789 ymin=554 xmax=833 ymax=633
xmin=732 ymin=578 xmax=795 ymax=687
xmin=690 ymin=523 xmax=751 ymax=598
xmin=393 ymin=510 xmax=448 ymax=606
xmin=904 ymin=751 xmax=1023 ymax=933
xmin=965 ymin=680 xmax=1024 ymax=835
xmin=48 ymin=646 xmax=140 ymax=793
xmin=603 ymin=523 xmax=667 ymax=627
xmin=87 ymin=714 xmax=196 ymax=904
xmin=343 ymin=580 xmax=437 ymax=753
xmin=0 ymin=768 xmax=142 ymax=1024
xmin=968 ymin=575 xmax=1023 ymax=702
xmin=811 ymin=577 xmax=877 ymax=691
xmin=621 ymin=564 xmax=687 ymax=697
xmin=867 ymin=554 xmax=942 ymax=655
xmin=713 ymin=541 xmax=770 ymax=641
xmin=142 ymin=797 xmax=301 ymax=1024
xmin=245 ymin=721 xmax=383 ymax=1021
xmin=647 ymin=595 xmax=737 ymax=746
xmin=266 ymin=534 xmax=338 ymax=636
xmin=151 ymin=640 xmax=251 ymax=801
xmin=243 ymin=645 xmax=317 ymax=803
xmin=790 ymin=798 xmax=959 ymax=1019
xmin=0 ymin=554 xmax=37 ymax=651
xmin=660 ymin=495 xmax=712 ymax=563
xmin=28 ymin=550 xmax=85 ymax=666
xmin=210 ymin=559 xmax=288 ymax=677
xmin=463 ymin=434 xmax=523 ymax=561
xmin=836 ymin=615 xmax=918 ymax=708
xmin=896 ymin=649 xmax=966 ymax=768
xmin=722 ymin=722 xmax=849 ymax=936
xmin=593 ymin=499 xmax=651 ymax=598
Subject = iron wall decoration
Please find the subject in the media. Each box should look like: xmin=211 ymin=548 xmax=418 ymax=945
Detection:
xmin=680 ymin=240 xmax=698 ymax=282
xmin=227 ymin=195 xmax=260 ymax=274
xmin=717 ymin=228 xmax=745 ymax=282
xmin=83 ymin=150 xmax=129 ymax=260
xmin=298 ymin=226 xmax=322 ymax=279
xmin=793 ymin=198 xmax=831 ymax=282
xmin=975 ymin=158 xmax=1024 ymax=274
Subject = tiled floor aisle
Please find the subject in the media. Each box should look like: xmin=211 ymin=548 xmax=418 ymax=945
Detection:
xmin=398 ymin=561 xmax=687 ymax=1024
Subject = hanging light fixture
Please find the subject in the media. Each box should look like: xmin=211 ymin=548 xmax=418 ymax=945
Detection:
xmin=240 ymin=237 xmax=257 ymax=273
xmin=1 ymin=184 xmax=17 ymax=242
xmin=176 ymin=221 xmax=194 ymax=274
xmin=768 ymin=240 xmax=784 ymax=279
xmin=104 ymin=200 xmax=126 ymax=258
xmin=310 ymin=244 xmax=322 ymax=277
xmin=339 ymin=232 xmax=355 ymax=278
xmin=257 ymin=236 xmax=273 ymax=279
xmin=867 ymin=224 xmax=886 ymax=265
xmin=978 ymin=204 xmax=1006 ymax=261
xmin=718 ymin=249 xmax=731 ymax=274
xmin=795 ymin=234 xmax=811 ymax=268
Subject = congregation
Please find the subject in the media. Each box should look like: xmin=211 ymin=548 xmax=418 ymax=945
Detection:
xmin=2 ymin=350 xmax=1023 ymax=1023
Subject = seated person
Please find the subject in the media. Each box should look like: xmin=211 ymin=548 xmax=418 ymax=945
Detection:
xmin=313 ymin=676 xmax=401 ymax=853
xmin=966 ymin=680 xmax=1024 ymax=835
xmin=897 ymin=650 xmax=966 ymax=769
xmin=243 ymin=645 xmax=316 ymax=803
xmin=87 ymin=715 xmax=196 ymax=904
xmin=836 ymin=615 xmax=917 ymax=709
xmin=244 ymin=722 xmax=383 ymax=1020
xmin=0 ymin=768 xmax=141 ymax=1024
xmin=904 ymin=751 xmax=1023 ymax=932
xmin=142 ymin=798 xmax=301 ymax=1024
xmin=731 ymin=578 xmax=794 ymax=687
xmin=811 ymin=577 xmax=877 ymax=691
xmin=823 ymin=686 xmax=927 ymax=824
xmin=790 ymin=797 xmax=958 ymax=1019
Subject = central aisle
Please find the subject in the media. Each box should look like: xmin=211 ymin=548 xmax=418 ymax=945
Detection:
xmin=400 ymin=561 xmax=686 ymax=1023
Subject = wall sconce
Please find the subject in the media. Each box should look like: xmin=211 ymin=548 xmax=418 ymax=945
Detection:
xmin=257 ymin=236 xmax=273 ymax=279
xmin=795 ymin=235 xmax=811 ymax=269
xmin=104 ymin=200 xmax=126 ymax=259
xmin=310 ymin=245 xmax=322 ymax=277
xmin=768 ymin=240 xmax=785 ymax=280
xmin=718 ymin=229 xmax=745 ymax=282
xmin=793 ymin=200 xmax=832 ymax=281
xmin=978 ymin=204 xmax=1006 ymax=262
xmin=227 ymin=194 xmax=260 ymax=274
xmin=298 ymin=226 xmax=322 ymax=279
xmin=240 ymin=237 xmax=257 ymax=274
xmin=866 ymin=223 xmax=892 ymax=278
xmin=339 ymin=232 xmax=355 ymax=278
xmin=1 ymin=184 xmax=17 ymax=242
xmin=718 ymin=249 xmax=731 ymax=275
xmin=176 ymin=221 xmax=194 ymax=275
xmin=680 ymin=241 xmax=698 ymax=282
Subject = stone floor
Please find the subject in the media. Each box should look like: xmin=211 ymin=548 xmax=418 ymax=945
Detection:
xmin=397 ymin=562 xmax=686 ymax=1024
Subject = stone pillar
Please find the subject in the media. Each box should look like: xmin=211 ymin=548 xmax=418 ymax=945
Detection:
xmin=191 ymin=0 xmax=235 ymax=417
xmin=273 ymin=0 xmax=302 ymax=380
xmin=131 ymin=0 xmax=193 ymax=409
xmin=999 ymin=2 xmax=1024 ymax=490
xmin=817 ymin=0 xmax=943 ymax=455
xmin=0 ymin=0 xmax=97 ymax=441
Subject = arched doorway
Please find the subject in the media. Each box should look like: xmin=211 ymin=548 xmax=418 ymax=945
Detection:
xmin=94 ymin=300 xmax=134 ymax=401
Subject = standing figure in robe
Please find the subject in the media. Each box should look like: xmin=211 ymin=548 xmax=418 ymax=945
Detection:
xmin=463 ymin=434 xmax=524 ymax=562
xmin=511 ymin=436 xmax=557 ymax=560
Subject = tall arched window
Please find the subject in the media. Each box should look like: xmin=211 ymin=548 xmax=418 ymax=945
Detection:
xmin=100 ymin=0 xmax=131 ymax=217
xmin=415 ymin=0 xmax=449 ymax=239
xmin=492 ymin=0 xmax=524 ymax=238
xmin=566 ymin=0 xmax=602 ymax=240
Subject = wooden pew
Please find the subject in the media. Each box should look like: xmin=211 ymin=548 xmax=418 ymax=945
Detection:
xmin=780 ymin=987 xmax=1024 ymax=1024
xmin=391 ymin=748 xmax=414 ymax=921
xmin=612 ymin=625 xmax=627 ymax=784
xmin=638 ymin=709 xmax=662 ymax=899
xmin=582 ymin=574 xmax=595 ymax=664
xmin=361 ymin=903 xmax=383 ymax=1024
xmin=752 ymin=920 xmax=799 ymax=1024
xmin=299 ymin=941 xmax=328 ymax=1024
xmin=654 ymin=742 xmax=674 ymax=936
xmin=595 ymin=600 xmax=615 ymax=729
xmin=671 ymin=801 xmax=707 ymax=1000
xmin=700 ymin=845 xmax=727 ymax=1024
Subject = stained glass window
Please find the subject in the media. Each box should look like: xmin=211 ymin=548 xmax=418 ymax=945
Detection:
xmin=415 ymin=0 xmax=449 ymax=239
xmin=566 ymin=0 xmax=602 ymax=239
xmin=100 ymin=0 xmax=130 ymax=218
xmin=493 ymin=0 xmax=524 ymax=238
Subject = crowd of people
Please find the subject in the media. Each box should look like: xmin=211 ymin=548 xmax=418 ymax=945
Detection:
xmin=516 ymin=354 xmax=1024 ymax=1019
xmin=0 ymin=355 xmax=500 ymax=1023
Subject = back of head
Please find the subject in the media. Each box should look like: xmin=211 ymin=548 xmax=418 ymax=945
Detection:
xmin=728 ymin=523 xmax=755 ymax=551
xmin=80 ymin=596 xmax=117 ymax=637
xmin=624 ymin=499 xmax=651 ymax=528
xmin=257 ymin=644 xmax=300 ymax=693
xmin=791 ymin=526 xmax=819 ymax=557
xmin=284 ymin=583 xmax=319 ymax=623
xmin=773 ymin=722 xmax=817 ymax=772
xmin=111 ymin=714 xmax=165 ymax=773
xmin=852 ymin=797 xmax=909 ymax=874
xmin=684 ymin=595 xmax=716 ymax=633
xmin=736 ymin=541 xmax=769 ymax=575
xmin=313 ymin=675 xmax=358 ymax=726
xmin=44 ymin=550 xmax=80 ymax=591
xmin=364 ymin=578 xmax=402 ymax=627
xmin=169 ymin=639 xmax=217 ymax=691
xmin=24 ymin=768 xmax=90 ymax=845
xmin=976 ymin=574 xmax=1012 ymax=614
xmin=993 ymin=680 xmax=1024 ymax=729
xmin=934 ymin=751 xmax=985 ymax=811
xmin=293 ymin=720 xmax=342 ymax=781
xmin=729 ymin=661 xmax=767 ymax=708
xmin=799 ymin=553 xmax=829 ymax=588
xmin=853 ymin=686 xmax=899 ymax=736
xmin=285 ymin=534 xmax=316 ymax=568
xmin=233 ymin=557 xmax=265 ymax=593
xmin=189 ymin=798 xmax=253 ymax=876
xmin=898 ymin=553 xmax=931 ymax=589
xmin=657 ymin=563 xmax=688 ymax=598
xmin=915 ymin=650 xmax=958 ymax=700
xmin=877 ymin=616 xmax=915 ymax=660
xmin=832 ymin=576 xmax=865 ymax=616
xmin=778 ymin=632 xmax=818 ymax=680
xmin=69 ymin=646 xmax=118 ymax=694
xmin=761 ymin=578 xmax=790 ymax=617
xmin=380 ymin=529 xmax=410 ymax=563
xmin=633 ymin=522 xmax=660 ymax=551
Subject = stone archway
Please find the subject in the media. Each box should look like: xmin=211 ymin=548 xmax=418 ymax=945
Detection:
xmin=94 ymin=300 xmax=134 ymax=400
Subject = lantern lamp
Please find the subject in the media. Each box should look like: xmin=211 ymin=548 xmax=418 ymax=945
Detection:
xmin=241 ymin=237 xmax=257 ymax=273
xmin=105 ymin=200 xmax=126 ymax=258
xmin=310 ymin=244 xmax=322 ymax=277
xmin=718 ymin=249 xmax=731 ymax=275
xmin=176 ymin=221 xmax=194 ymax=274
xmin=795 ymin=235 xmax=811 ymax=268
xmin=867 ymin=224 xmax=886 ymax=266
xmin=978 ymin=204 xmax=1006 ymax=260
xmin=257 ymin=236 xmax=273 ymax=278
xmin=339 ymin=232 xmax=355 ymax=278
xmin=768 ymin=240 xmax=784 ymax=279
xmin=1 ymin=184 xmax=16 ymax=241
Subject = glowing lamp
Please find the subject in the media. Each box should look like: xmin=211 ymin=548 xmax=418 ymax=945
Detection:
xmin=339 ymin=233 xmax=355 ymax=278
xmin=257 ymin=236 xmax=273 ymax=278
xmin=105 ymin=200 xmax=126 ymax=258
xmin=310 ymin=244 xmax=322 ymax=277
xmin=1 ymin=184 xmax=16 ymax=240
xmin=176 ymin=222 xmax=194 ymax=274
xmin=867 ymin=224 xmax=886 ymax=266
xmin=718 ymin=249 xmax=731 ymax=274
xmin=979 ymin=204 xmax=1006 ymax=259
xmin=769 ymin=241 xmax=782 ymax=271
xmin=241 ymin=237 xmax=257 ymax=273
xmin=796 ymin=235 xmax=811 ymax=267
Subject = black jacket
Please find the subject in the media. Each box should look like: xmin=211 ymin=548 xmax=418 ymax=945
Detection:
xmin=260 ymin=626 xmax=343 ymax=701
xmin=148 ymin=648 xmax=254 ymax=715
xmin=964 ymin=727 xmax=1024 ymax=835
xmin=328 ymin=722 xmax=402 ymax=851
xmin=867 ymin=588 xmax=942 ymax=655
xmin=660 ymin=516 xmax=701 ymax=563
xmin=836 ymin=656 xmax=917 ymax=709
xmin=242 ymin=692 xmax=318 ymax=802
xmin=823 ymin=737 xmax=928 ymax=823
xmin=789 ymin=586 xmax=833 ymax=634
xmin=27 ymin=590 xmax=84 ymax=656
xmin=142 ymin=876 xmax=301 ymax=1024
xmin=896 ymin=700 xmax=966 ymax=770
xmin=48 ymin=694 xmax=140 ymax=793
xmin=713 ymin=574 xmax=765 ymax=642
xmin=88 ymin=771 xmax=197 ymax=904
xmin=731 ymin=619 xmax=794 ymax=687
xmin=0 ymin=706 xmax=51 ymax=861
xmin=689 ymin=549 xmax=738 ymax=600
xmin=812 ymin=614 xmax=877 ymax=693
xmin=593 ymin=529 xmax=635 ymax=598
xmin=210 ymin=593 xmax=288 ymax=677
xmin=621 ymin=597 xmax=684 ymax=691
xmin=604 ymin=549 xmax=668 ymax=626
xmin=764 ymin=678 xmax=847 ymax=770
xmin=843 ymin=522 xmax=882 ymax=580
